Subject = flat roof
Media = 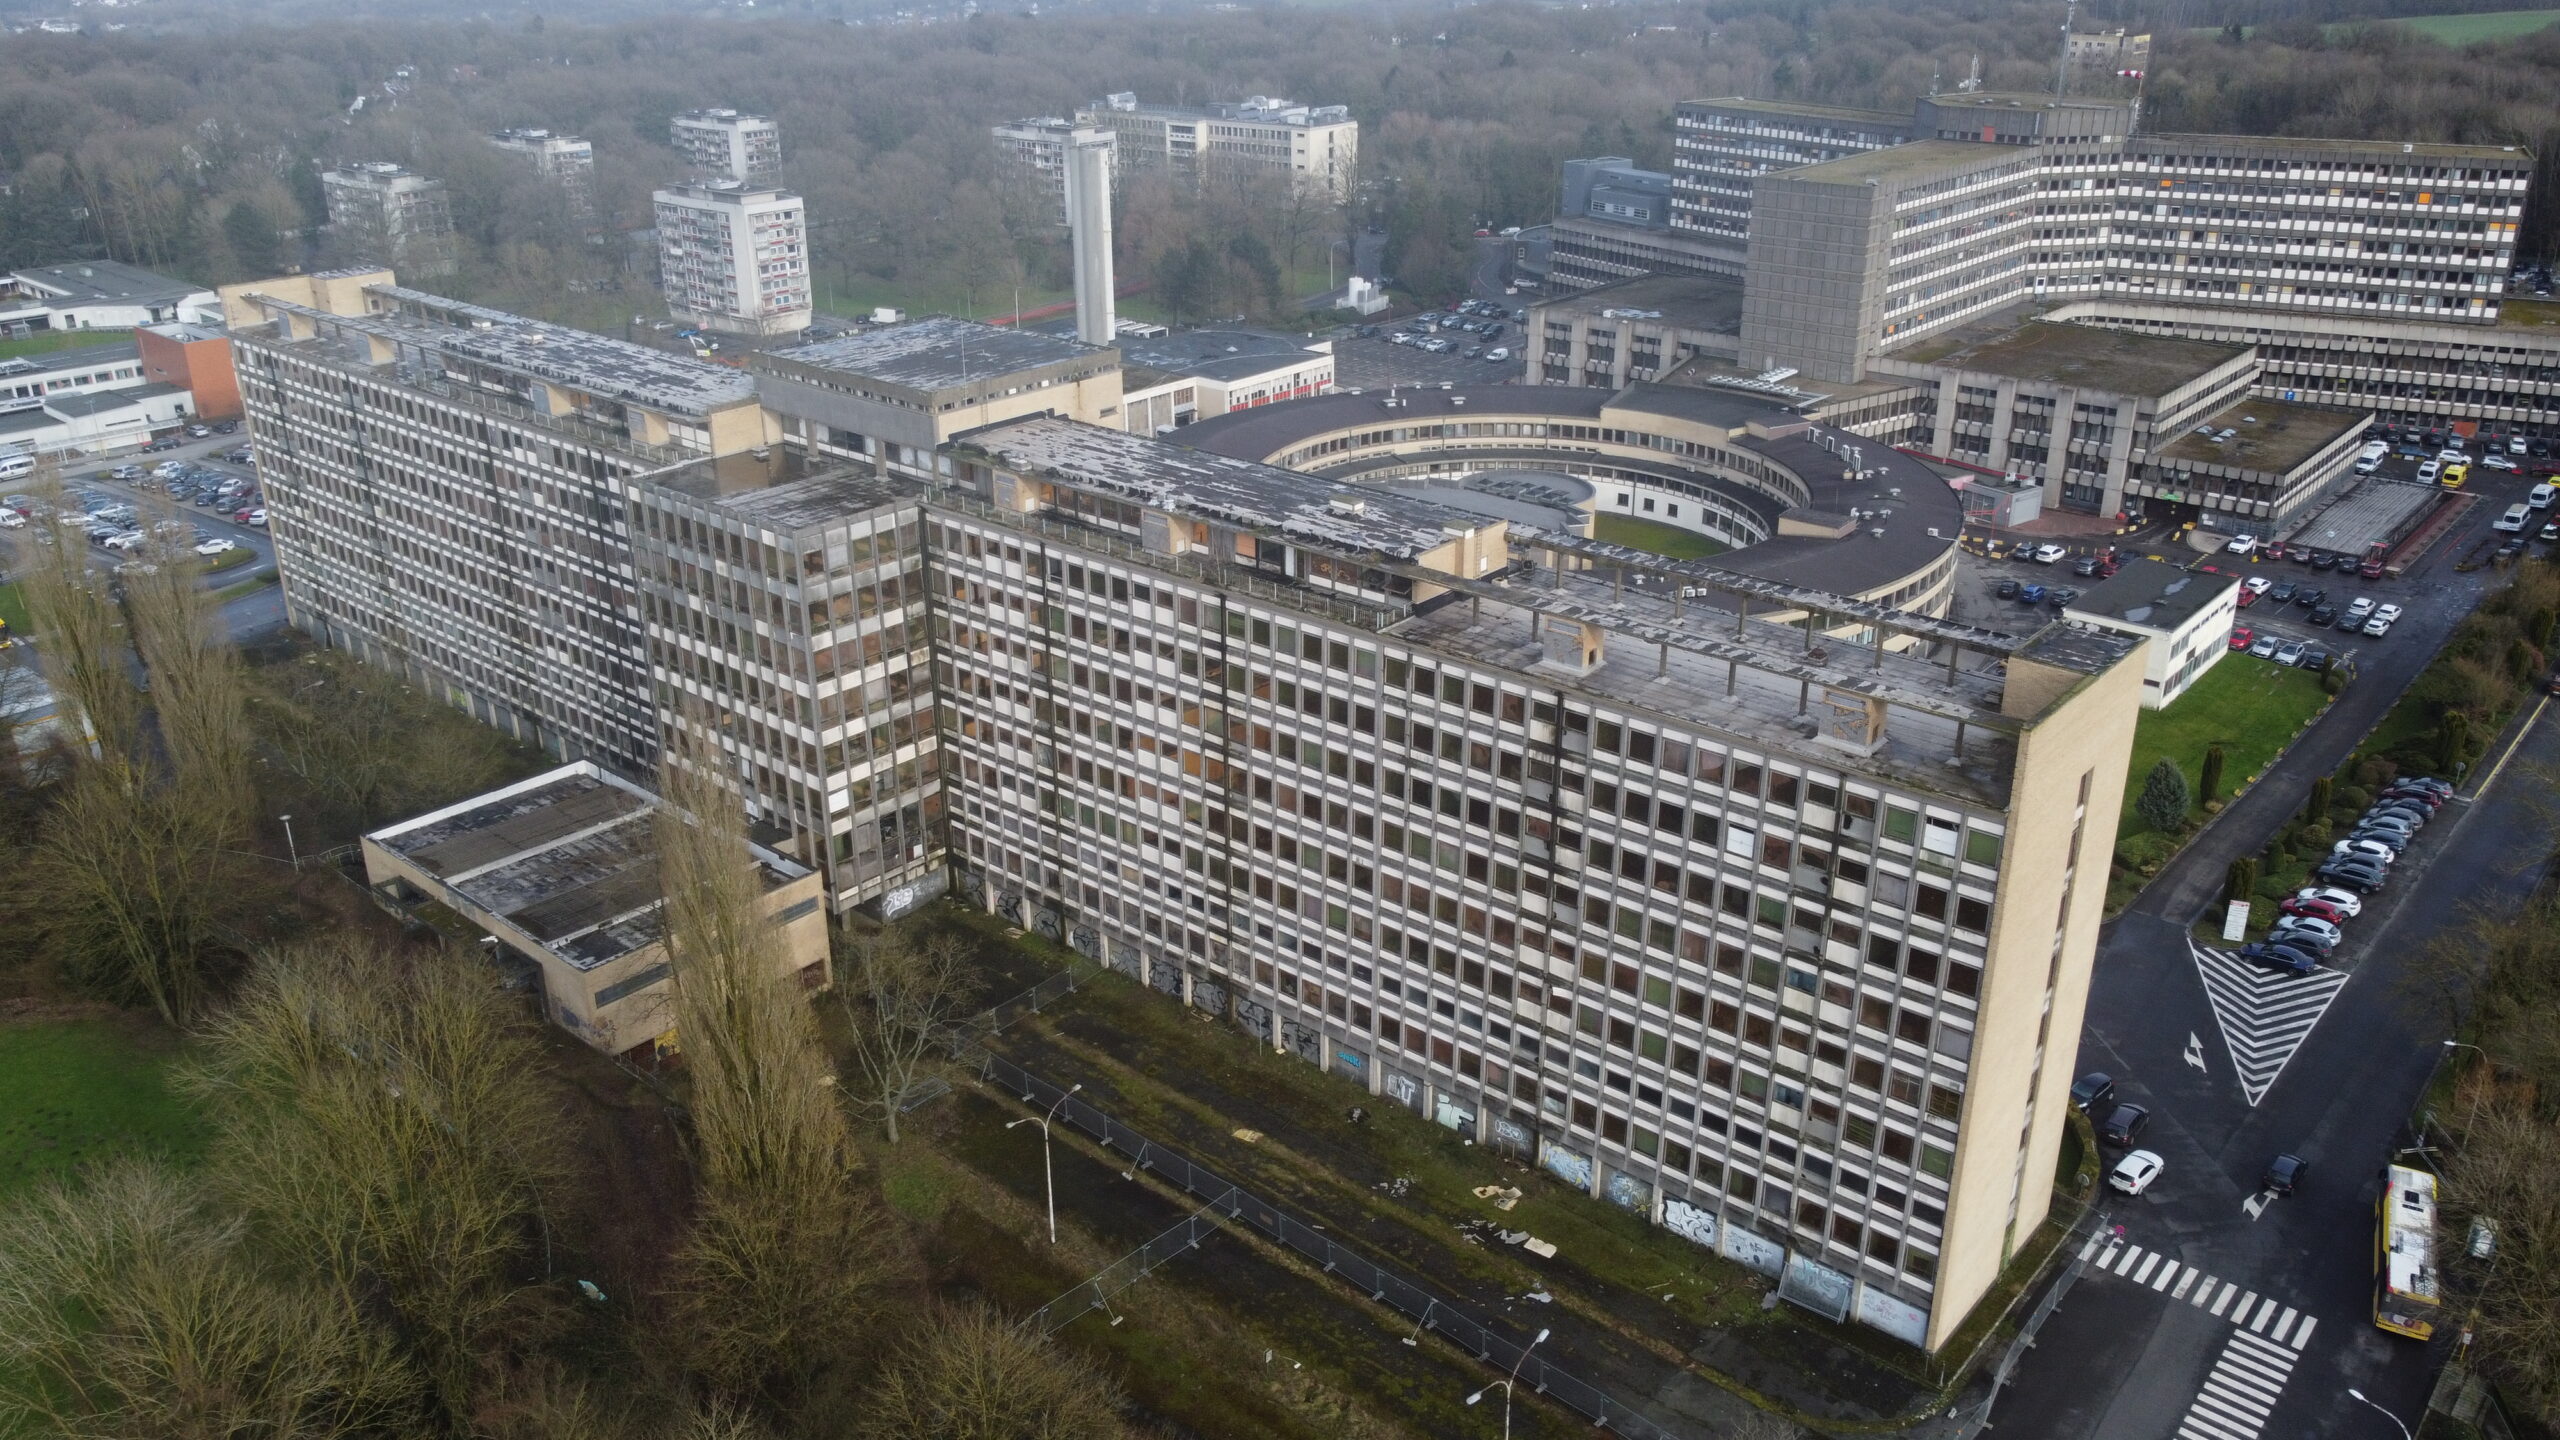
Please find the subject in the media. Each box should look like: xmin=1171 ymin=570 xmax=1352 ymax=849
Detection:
xmin=1179 ymin=384 xmax=1614 ymax=461
xmin=2156 ymin=398 xmax=2369 ymax=474
xmin=142 ymin=321 xmax=226 ymax=344
xmin=239 ymin=285 xmax=760 ymax=418
xmin=1682 ymin=96 xmax=1910 ymax=127
xmin=0 ymin=340 xmax=140 ymax=378
xmin=1116 ymin=327 xmax=1320 ymax=383
xmin=1781 ymin=139 xmax=2012 ymax=186
xmin=2064 ymin=557 xmax=2237 ymax=631
xmin=45 ymin=382 xmax=180 ymax=417
xmin=1534 ymin=274 xmax=1747 ymax=334
xmin=10 ymin=259 xmax=206 ymax=305
xmin=767 ymin=317 xmax=1109 ymax=395
xmin=956 ymin=415 xmax=1494 ymax=562
xmin=645 ymin=445 xmax=913 ymax=530
xmin=2278 ymin=479 xmax=2440 ymax=557
xmin=368 ymin=763 xmax=809 ymax=970
xmin=1923 ymin=92 xmax=2133 ymax=115
xmin=1892 ymin=320 xmax=2249 ymax=398
xmin=2134 ymin=131 xmax=2527 ymax=164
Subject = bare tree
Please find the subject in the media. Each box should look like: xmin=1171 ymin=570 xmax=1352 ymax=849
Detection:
xmin=865 ymin=1305 xmax=1124 ymax=1440
xmin=23 ymin=758 xmax=238 ymax=1023
xmin=653 ymin=728 xmax=898 ymax=1404
xmin=17 ymin=467 xmax=140 ymax=763
xmin=183 ymin=939 xmax=571 ymax=1422
xmin=0 ymin=1159 xmax=420 ymax=1440
xmin=122 ymin=499 xmax=254 ymax=828
xmin=837 ymin=926 xmax=979 ymax=1144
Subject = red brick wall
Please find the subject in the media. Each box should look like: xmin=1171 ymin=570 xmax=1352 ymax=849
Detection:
xmin=136 ymin=329 xmax=242 ymax=420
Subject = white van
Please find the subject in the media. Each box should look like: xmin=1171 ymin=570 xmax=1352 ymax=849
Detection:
xmin=0 ymin=452 xmax=34 ymax=482
xmin=2354 ymin=441 xmax=2389 ymax=475
xmin=2496 ymin=503 xmax=2531 ymax=533
xmin=2532 ymin=483 xmax=2557 ymax=510
xmin=2417 ymin=459 xmax=2443 ymax=484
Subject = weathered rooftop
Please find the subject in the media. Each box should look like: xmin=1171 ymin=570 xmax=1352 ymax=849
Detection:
xmin=2063 ymin=557 xmax=2236 ymax=630
xmin=2133 ymin=132 xmax=2529 ymax=164
xmin=1889 ymin=320 xmax=2250 ymax=400
xmin=1534 ymin=274 xmax=1748 ymax=333
xmin=645 ymin=445 xmax=914 ymax=531
xmin=1114 ymin=327 xmax=1321 ymax=384
xmin=1781 ymin=139 xmax=2018 ymax=187
xmin=1682 ymin=96 xmax=1911 ymax=127
xmin=9 ymin=259 xmax=207 ymax=305
xmin=768 ymin=317 xmax=1109 ymax=396
xmin=367 ymin=764 xmax=809 ymax=970
xmin=0 ymin=340 xmax=140 ymax=380
xmin=2156 ymin=397 xmax=2369 ymax=475
xmin=957 ymin=415 xmax=1494 ymax=561
xmin=365 ymin=286 xmax=761 ymax=414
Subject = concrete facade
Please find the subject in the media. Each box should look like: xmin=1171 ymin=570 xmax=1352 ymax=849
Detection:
xmin=2061 ymin=558 xmax=2240 ymax=708
xmin=1078 ymin=92 xmax=1357 ymax=202
xmin=672 ymin=108 xmax=781 ymax=182
xmin=653 ymin=180 xmax=812 ymax=336
xmin=322 ymin=164 xmax=458 ymax=278
xmin=136 ymin=322 xmax=242 ymax=421
xmin=992 ymin=118 xmax=1118 ymax=226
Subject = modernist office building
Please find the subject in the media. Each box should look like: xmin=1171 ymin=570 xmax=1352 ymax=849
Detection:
xmin=225 ymin=271 xmax=2146 ymax=1355
xmin=671 ymin=107 xmax=782 ymax=183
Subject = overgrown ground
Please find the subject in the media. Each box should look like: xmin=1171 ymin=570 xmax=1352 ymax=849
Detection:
xmin=900 ymin=907 xmax=1979 ymax=1434
xmin=0 ymin=580 xmax=26 ymax=634
xmin=1593 ymin=513 xmax=1731 ymax=561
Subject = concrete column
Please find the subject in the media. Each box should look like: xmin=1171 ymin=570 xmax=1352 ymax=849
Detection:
xmin=1065 ymin=137 xmax=1116 ymax=347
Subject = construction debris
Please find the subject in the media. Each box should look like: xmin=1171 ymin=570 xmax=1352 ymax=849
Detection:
xmin=1523 ymin=1238 xmax=1558 ymax=1259
xmin=1232 ymin=1128 xmax=1263 ymax=1144
xmin=1472 ymin=1184 xmax=1523 ymax=1211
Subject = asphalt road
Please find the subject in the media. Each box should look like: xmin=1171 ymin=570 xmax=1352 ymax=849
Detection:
xmin=1993 ymin=472 xmax=2541 ymax=1440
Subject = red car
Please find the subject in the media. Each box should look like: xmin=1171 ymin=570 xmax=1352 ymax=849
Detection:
xmin=2281 ymin=896 xmax=2347 ymax=925
xmin=2236 ymin=587 xmax=2259 ymax=608
xmin=2228 ymin=627 xmax=2255 ymax=650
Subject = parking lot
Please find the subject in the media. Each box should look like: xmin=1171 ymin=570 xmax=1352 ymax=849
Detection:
xmin=0 ymin=432 xmax=273 ymax=594
xmin=1332 ymin=302 xmax=1528 ymax=390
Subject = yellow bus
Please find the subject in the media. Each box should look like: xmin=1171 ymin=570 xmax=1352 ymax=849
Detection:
xmin=2442 ymin=462 xmax=2470 ymax=489
xmin=2376 ymin=1163 xmax=2441 ymax=1339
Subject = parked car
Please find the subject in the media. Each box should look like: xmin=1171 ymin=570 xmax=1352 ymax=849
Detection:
xmin=2275 ymin=641 xmax=2307 ymax=667
xmin=2020 ymin=584 xmax=2047 ymax=604
xmin=1995 ymin=578 xmax=2020 ymax=599
xmin=2250 ymin=634 xmax=2282 ymax=658
xmin=2295 ymin=588 xmax=2327 ymax=609
xmin=2374 ymin=603 xmax=2405 ymax=625
xmin=2269 ymin=580 xmax=2297 ymax=602
xmin=2228 ymin=627 xmax=2256 ymax=651
xmin=2073 ymin=556 xmax=2102 ymax=577
xmin=2333 ymin=837 xmax=2398 ymax=865
xmin=2048 ymin=587 xmax=2080 ymax=609
xmin=193 ymin=538 xmax=236 ymax=557
xmin=2100 ymin=1103 xmax=2151 ymax=1146
xmin=2314 ymin=860 xmax=2388 ymax=893
xmin=2241 ymin=941 xmax=2323 ymax=975
xmin=2263 ymin=1154 xmax=2309 ymax=1197
xmin=2281 ymin=896 xmax=2349 ymax=924
xmin=2109 ymin=1150 xmax=2166 ymax=1196
xmin=2237 ymin=587 xmax=2261 ymax=609
xmin=2364 ymin=614 xmax=2395 ymax=637
xmin=2307 ymin=605 xmax=2339 ymax=627
xmin=2225 ymin=535 xmax=2261 ymax=556
xmin=2071 ymin=1073 xmax=2116 ymax=1115
xmin=2032 ymin=543 xmax=2068 ymax=564
xmin=2272 ymin=916 xmax=2344 ymax=947
xmin=2243 ymin=576 xmax=2273 ymax=596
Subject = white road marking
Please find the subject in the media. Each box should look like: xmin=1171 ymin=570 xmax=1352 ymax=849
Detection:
xmin=2290 ymin=1315 xmax=2318 ymax=1350
xmin=2191 ymin=942 xmax=2350 ymax=1107
xmin=2186 ymin=1030 xmax=2208 ymax=1073
xmin=2242 ymin=1191 xmax=2272 ymax=1220
xmin=2173 ymin=1327 xmax=2306 ymax=1440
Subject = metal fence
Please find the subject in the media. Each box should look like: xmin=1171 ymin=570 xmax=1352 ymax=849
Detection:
xmin=979 ymin=1050 xmax=1689 ymax=1439
xmin=1027 ymin=1187 xmax=1242 ymax=1335
xmin=950 ymin=956 xmax=1102 ymax=1058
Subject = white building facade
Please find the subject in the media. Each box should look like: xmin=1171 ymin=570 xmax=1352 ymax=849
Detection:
xmin=653 ymin=181 xmax=812 ymax=336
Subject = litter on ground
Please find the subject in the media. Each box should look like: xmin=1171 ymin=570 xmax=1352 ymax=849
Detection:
xmin=1232 ymin=1127 xmax=1263 ymax=1144
xmin=1523 ymin=1238 xmax=1558 ymax=1259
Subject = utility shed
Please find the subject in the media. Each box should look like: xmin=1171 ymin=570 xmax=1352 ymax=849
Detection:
xmin=2060 ymin=556 xmax=2239 ymax=708
xmin=361 ymin=761 xmax=829 ymax=1059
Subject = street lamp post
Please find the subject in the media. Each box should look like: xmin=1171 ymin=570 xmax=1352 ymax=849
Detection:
xmin=279 ymin=813 xmax=298 ymax=870
xmin=1464 ymin=1327 xmax=1549 ymax=1440
xmin=1008 ymin=1083 xmax=1081 ymax=1245
xmin=2346 ymin=1388 xmax=2412 ymax=1440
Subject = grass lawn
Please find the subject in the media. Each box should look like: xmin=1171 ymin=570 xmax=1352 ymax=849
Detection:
xmin=1593 ymin=513 xmax=1730 ymax=561
xmin=214 ymin=571 xmax=276 ymax=603
xmin=2389 ymin=7 xmax=2560 ymax=42
xmin=0 ymin=1018 xmax=206 ymax=1200
xmin=0 ymin=580 xmax=27 ymax=636
xmin=2119 ymin=653 xmax=2330 ymax=840
xmin=0 ymin=328 xmax=133 ymax=361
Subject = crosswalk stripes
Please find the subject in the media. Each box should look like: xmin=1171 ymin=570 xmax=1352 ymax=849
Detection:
xmin=2078 ymin=1234 xmax=2321 ymax=1350
xmin=2190 ymin=940 xmax=2350 ymax=1106
xmin=2174 ymin=1327 xmax=2301 ymax=1440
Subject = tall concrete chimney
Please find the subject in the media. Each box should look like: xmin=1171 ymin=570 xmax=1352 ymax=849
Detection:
xmin=1065 ymin=132 xmax=1115 ymax=346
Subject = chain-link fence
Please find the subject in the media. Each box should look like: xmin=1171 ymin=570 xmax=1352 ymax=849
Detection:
xmin=980 ymin=1050 xmax=1689 ymax=1439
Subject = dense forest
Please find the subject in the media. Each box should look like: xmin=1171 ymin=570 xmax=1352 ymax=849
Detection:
xmin=1 ymin=0 xmax=2557 ymax=327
